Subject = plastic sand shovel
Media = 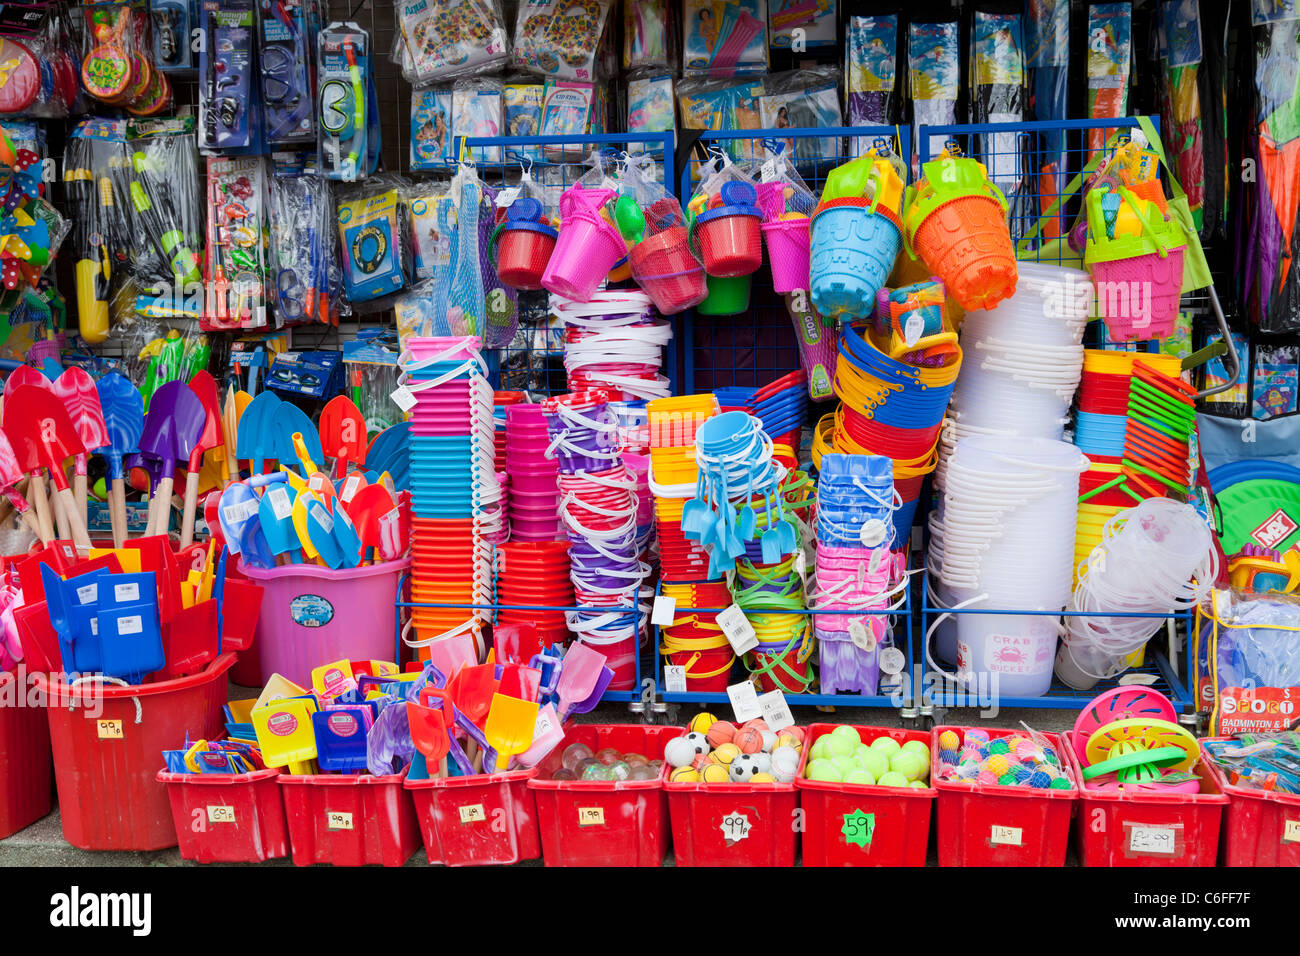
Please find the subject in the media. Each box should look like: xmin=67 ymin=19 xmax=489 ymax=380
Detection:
xmin=235 ymin=389 xmax=281 ymax=474
xmin=554 ymin=642 xmax=608 ymax=720
xmin=0 ymin=428 xmax=38 ymax=539
xmin=138 ymin=380 xmax=206 ymax=538
xmin=50 ymin=367 xmax=108 ymax=532
xmin=516 ymin=703 xmax=565 ymax=768
xmin=220 ymin=386 xmax=240 ymax=484
xmin=258 ymin=482 xmax=300 ymax=563
xmin=565 ymin=665 xmax=614 ymax=718
xmin=4 ymin=384 xmax=91 ymax=549
xmin=218 ymin=474 xmax=288 ymax=563
xmin=320 ymin=395 xmax=368 ymax=479
xmin=271 ymin=402 xmax=322 ymax=475
xmin=293 ymin=432 xmax=336 ymax=508
xmin=337 ymin=470 xmax=368 ymax=507
xmin=179 ymin=371 xmax=225 ymax=548
xmin=292 ymin=487 xmax=323 ymax=563
xmin=96 ymin=372 xmax=145 ymax=548
xmin=406 ymin=698 xmax=450 ymax=777
xmin=498 ymin=662 xmax=542 ymax=702
xmin=306 ymin=499 xmax=344 ymax=569
xmin=252 ymin=697 xmax=319 ymax=775
xmin=3 ymin=364 xmax=47 ymax=398
xmin=332 ymin=505 xmax=363 ymax=569
xmin=343 ymin=483 xmax=394 ymax=562
xmin=448 ymin=662 xmax=499 ymax=766
xmin=484 ymin=693 xmax=539 ymax=773
xmin=313 ymin=707 xmax=372 ymax=772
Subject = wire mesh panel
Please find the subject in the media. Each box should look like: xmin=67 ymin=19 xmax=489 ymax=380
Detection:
xmin=678 ymin=125 xmax=909 ymax=392
xmin=453 ymin=132 xmax=675 ymax=397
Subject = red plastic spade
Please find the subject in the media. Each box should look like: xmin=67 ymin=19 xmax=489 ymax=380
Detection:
xmin=342 ymin=483 xmax=395 ymax=563
xmin=0 ymin=429 xmax=38 ymax=538
xmin=50 ymin=367 xmax=109 ymax=531
xmin=3 ymin=384 xmax=90 ymax=549
xmin=319 ymin=395 xmax=368 ymax=479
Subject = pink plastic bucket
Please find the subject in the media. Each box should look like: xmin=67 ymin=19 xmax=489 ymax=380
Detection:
xmin=1090 ymin=247 xmax=1184 ymax=340
xmin=404 ymin=336 xmax=482 ymax=362
xmin=542 ymin=213 xmax=627 ymax=302
xmin=511 ymin=472 xmax=560 ymax=495
xmin=762 ymin=218 xmax=811 ymax=293
xmin=239 ymin=558 xmax=411 ymax=685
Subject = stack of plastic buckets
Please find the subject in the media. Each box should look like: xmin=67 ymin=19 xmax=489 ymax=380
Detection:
xmin=734 ymin=550 xmax=814 ymax=695
xmin=811 ymin=454 xmax=905 ymax=694
xmin=505 ymin=403 xmax=563 ymax=541
xmin=647 ymin=394 xmax=719 ymax=582
xmin=492 ymin=391 xmax=525 ymax=543
xmin=554 ymin=291 xmax=672 ymax=401
xmin=543 ymin=391 xmax=647 ymax=690
xmin=658 ymin=579 xmax=734 ymax=691
xmin=936 ymin=436 xmax=1088 ymax=698
xmin=496 ymin=540 xmax=572 ymax=655
xmin=401 ymin=336 xmax=499 ymax=662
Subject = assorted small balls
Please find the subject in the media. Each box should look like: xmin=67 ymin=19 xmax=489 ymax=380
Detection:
xmin=933 ymin=728 xmax=1074 ymax=790
xmin=804 ymin=726 xmax=931 ymax=788
xmin=664 ymin=713 xmax=805 ymax=784
xmin=546 ymin=743 xmax=663 ymax=782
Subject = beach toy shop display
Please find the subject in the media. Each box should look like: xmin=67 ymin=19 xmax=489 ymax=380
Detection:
xmin=0 ymin=0 xmax=1298 ymax=870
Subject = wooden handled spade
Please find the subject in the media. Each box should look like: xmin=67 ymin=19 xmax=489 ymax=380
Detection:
xmin=138 ymin=380 xmax=206 ymax=539
xmin=95 ymin=371 xmax=144 ymax=548
xmin=180 ymin=371 xmax=225 ymax=548
xmin=50 ymin=367 xmax=109 ymax=532
xmin=3 ymin=384 xmax=92 ymax=550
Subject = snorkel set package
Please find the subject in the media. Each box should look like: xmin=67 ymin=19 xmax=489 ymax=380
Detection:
xmin=316 ymin=21 xmax=379 ymax=182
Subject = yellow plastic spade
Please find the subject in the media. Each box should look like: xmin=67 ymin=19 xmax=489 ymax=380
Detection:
xmin=254 ymin=673 xmax=309 ymax=711
xmin=89 ymin=548 xmax=142 ymax=572
xmin=227 ymin=698 xmax=258 ymax=723
xmin=312 ymin=659 xmax=356 ymax=698
xmin=484 ymin=693 xmax=539 ymax=773
xmin=292 ymin=487 xmax=323 ymax=563
xmin=252 ymin=697 xmax=319 ymax=775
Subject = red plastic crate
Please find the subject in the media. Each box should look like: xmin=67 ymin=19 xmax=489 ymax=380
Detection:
xmin=0 ymin=672 xmax=52 ymax=839
xmin=279 ymin=770 xmax=420 ymax=867
xmin=1063 ymin=731 xmax=1226 ymax=867
xmin=797 ymin=724 xmax=936 ymax=866
xmin=1201 ymin=736 xmax=1300 ymax=867
xmin=664 ymin=758 xmax=799 ymax=867
xmin=37 ymin=652 xmax=234 ymax=851
xmin=529 ymin=724 xmax=681 ymax=867
xmin=405 ymin=766 xmax=541 ymax=866
xmin=157 ymin=767 xmax=289 ymax=863
xmin=932 ymin=725 xmax=1078 ymax=867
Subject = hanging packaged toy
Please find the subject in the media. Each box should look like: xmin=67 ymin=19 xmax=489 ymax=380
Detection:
xmin=682 ymin=1 xmax=768 ymax=77
xmin=770 ymin=0 xmax=835 ymax=49
xmin=336 ymin=182 xmax=408 ymax=305
xmin=746 ymin=146 xmax=815 ymax=295
xmin=0 ymin=2 xmax=80 ymax=118
xmin=260 ymin=0 xmax=319 ymax=146
xmin=1086 ymin=3 xmax=1131 ymax=160
xmin=808 ymin=149 xmax=904 ymax=318
xmin=82 ymin=1 xmax=173 ymax=115
xmin=63 ymin=118 xmax=127 ymax=344
xmin=503 ymin=82 xmax=543 ymax=155
xmin=624 ymin=0 xmax=669 ymax=70
xmin=404 ymin=182 xmax=453 ymax=280
xmin=0 ymin=149 xmax=66 ymax=293
xmin=847 ymin=15 xmax=898 ymax=130
xmin=269 ymin=151 xmax=338 ymax=326
xmin=968 ymin=11 xmax=1024 ymax=190
xmin=204 ymin=154 xmax=269 ymax=329
xmin=410 ymin=86 xmax=452 ymax=171
xmin=395 ymin=0 xmax=508 ymax=85
xmin=627 ymin=75 xmax=674 ymax=150
xmin=757 ymin=68 xmax=842 ymax=165
xmin=1197 ymin=590 xmax=1300 ymax=736
xmin=512 ymin=0 xmax=611 ymax=82
xmin=615 ymin=152 xmax=705 ymax=314
xmin=540 ymin=79 xmax=594 ymax=160
xmin=907 ymin=21 xmax=959 ymax=171
xmin=451 ymin=77 xmax=503 ymax=163
xmin=316 ymin=21 xmax=375 ymax=181
xmin=490 ymin=168 xmax=557 ymax=293
xmin=150 ymin=0 xmax=196 ymax=71
xmin=686 ymin=152 xmax=763 ymax=279
xmin=199 ymin=0 xmax=258 ymax=152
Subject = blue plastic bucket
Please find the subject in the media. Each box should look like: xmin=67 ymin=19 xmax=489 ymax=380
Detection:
xmin=810 ymin=205 xmax=901 ymax=319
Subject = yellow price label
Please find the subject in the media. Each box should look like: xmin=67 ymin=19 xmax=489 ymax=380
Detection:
xmin=990 ymin=825 xmax=1022 ymax=847
xmin=1284 ymin=820 xmax=1300 ymax=844
xmin=326 ymin=811 xmax=354 ymax=831
xmin=458 ymin=804 xmax=486 ymax=824
xmin=577 ymin=807 xmax=605 ymax=827
xmin=206 ymin=805 xmax=236 ymax=824
xmin=96 ymin=719 xmax=123 ymax=740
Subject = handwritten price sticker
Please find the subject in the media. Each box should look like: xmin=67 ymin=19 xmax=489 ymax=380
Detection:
xmin=326 ymin=811 xmax=354 ymax=831
xmin=458 ymin=804 xmax=486 ymax=824
xmin=1129 ymin=825 xmax=1176 ymax=855
xmin=206 ymin=805 xmax=236 ymax=824
xmin=577 ymin=807 xmax=605 ymax=827
xmin=96 ymin=719 xmax=123 ymax=740
xmin=720 ymin=812 xmax=752 ymax=843
xmin=990 ymin=825 xmax=1022 ymax=847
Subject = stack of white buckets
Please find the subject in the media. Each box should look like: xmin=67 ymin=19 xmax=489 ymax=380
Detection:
xmin=929 ymin=262 xmax=1092 ymax=698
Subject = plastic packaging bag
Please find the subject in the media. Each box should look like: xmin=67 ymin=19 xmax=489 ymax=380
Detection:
xmin=619 ymin=152 xmax=706 ymax=315
xmin=0 ymin=2 xmax=82 ymax=119
xmin=1086 ymin=3 xmax=1132 ymax=160
xmin=624 ymin=0 xmax=670 ymax=71
xmin=847 ymin=15 xmax=898 ymax=128
xmin=452 ymin=77 xmax=503 ymax=163
xmin=394 ymin=0 xmax=509 ymax=85
xmin=268 ymin=154 xmax=340 ymax=326
xmin=511 ymin=0 xmax=611 ymax=82
xmin=204 ymin=154 xmax=269 ymax=329
xmin=336 ymin=175 xmax=410 ymax=310
xmin=908 ymin=21 xmax=960 ymax=171
xmin=410 ymin=86 xmax=453 ymax=171
xmin=682 ymin=0 xmax=768 ymax=78
xmin=969 ymin=11 xmax=1025 ymax=190
xmin=1197 ymin=589 xmax=1300 ymax=735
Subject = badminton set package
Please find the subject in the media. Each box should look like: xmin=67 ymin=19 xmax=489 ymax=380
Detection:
xmin=316 ymin=21 xmax=380 ymax=181
xmin=0 ymin=1 xmax=82 ymax=118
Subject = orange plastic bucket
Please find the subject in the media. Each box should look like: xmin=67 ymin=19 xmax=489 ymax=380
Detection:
xmin=912 ymin=195 xmax=1017 ymax=311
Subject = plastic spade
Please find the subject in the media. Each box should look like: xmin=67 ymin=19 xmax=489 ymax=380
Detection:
xmin=484 ymin=693 xmax=539 ymax=773
xmin=448 ymin=662 xmax=499 ymax=767
xmin=257 ymin=482 xmax=300 ymax=563
xmin=566 ymin=665 xmax=614 ymax=718
xmin=292 ymin=433 xmax=335 ymax=508
xmin=319 ymin=395 xmax=368 ymax=478
xmin=219 ymin=472 xmax=286 ymax=567
xmin=554 ymin=642 xmax=608 ymax=720
xmin=4 ymin=385 xmax=91 ymax=549
xmin=50 ymin=368 xmax=108 ymax=531
xmin=271 ymin=402 xmax=322 ymax=476
xmin=235 ymin=389 xmax=281 ymax=474
xmin=406 ymin=697 xmax=450 ymax=777
xmin=178 ymin=371 xmax=225 ymax=548
xmin=96 ymin=372 xmax=145 ymax=547
xmin=337 ymin=470 xmax=368 ymax=507
xmin=220 ymin=386 xmax=239 ymax=483
xmin=291 ymin=487 xmax=323 ymax=563
xmin=333 ymin=505 xmax=363 ymax=568
xmin=0 ymin=429 xmax=38 ymax=538
xmin=138 ymin=380 xmax=206 ymax=538
xmin=343 ymin=483 xmax=395 ymax=562
xmin=3 ymin=364 xmax=47 ymax=399
xmin=306 ymin=499 xmax=344 ymax=569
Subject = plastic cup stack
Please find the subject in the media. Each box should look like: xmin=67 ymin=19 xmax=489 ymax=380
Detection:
xmin=400 ymin=335 xmax=500 ymax=661
xmin=543 ymin=391 xmax=648 ymax=690
xmin=937 ymin=436 xmax=1088 ymax=698
xmin=647 ymin=394 xmax=720 ymax=583
xmin=1056 ymin=497 xmax=1217 ymax=690
xmin=553 ymin=291 xmax=673 ymax=402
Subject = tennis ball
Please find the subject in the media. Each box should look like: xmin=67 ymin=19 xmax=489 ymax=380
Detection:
xmin=938 ymin=730 xmax=961 ymax=751
xmin=733 ymin=726 xmax=764 ymax=754
xmin=830 ymin=755 xmax=859 ymax=780
xmin=846 ymin=769 xmax=876 ymax=786
xmin=828 ymin=734 xmax=857 ymax=759
xmin=901 ymin=740 xmax=931 ymax=763
xmin=668 ymin=767 xmax=699 ymax=783
xmin=805 ymin=759 xmax=842 ymax=783
xmin=909 ymin=779 xmax=928 ymax=789
xmin=830 ymin=725 xmax=861 ymax=746
xmin=769 ymin=747 xmax=800 ymax=782
xmin=869 ymin=736 xmax=902 ymax=760
xmin=860 ymin=749 xmax=887 ymax=781
xmin=808 ymin=736 xmax=833 ymax=760
xmin=877 ymin=771 xmax=909 ymax=788
xmin=750 ymin=772 xmax=776 ymax=784
xmin=711 ymin=742 xmax=740 ymax=766
xmin=688 ymin=712 xmax=718 ymax=735
xmin=890 ymin=751 xmax=928 ymax=782
xmin=699 ymin=763 xmax=730 ymax=783
xmin=706 ymin=720 xmax=737 ymax=748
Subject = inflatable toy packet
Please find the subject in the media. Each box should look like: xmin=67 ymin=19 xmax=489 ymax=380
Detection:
xmin=394 ymin=0 xmax=509 ymax=85
xmin=511 ymin=0 xmax=611 ymax=82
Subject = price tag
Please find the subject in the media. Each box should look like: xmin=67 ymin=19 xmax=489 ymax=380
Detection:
xmin=1284 ymin=820 xmax=1300 ymax=844
xmin=1129 ymin=825 xmax=1176 ymax=855
xmin=793 ymin=548 xmax=808 ymax=577
xmin=533 ymin=707 xmax=556 ymax=741
xmin=727 ymin=679 xmax=762 ymax=722
xmin=90 ymin=618 xmax=98 ymax=636
xmin=879 ymin=647 xmax=906 ymax=675
xmin=326 ymin=811 xmax=353 ymax=831
xmin=116 ymin=615 xmax=143 ymax=636
xmin=904 ymin=314 xmax=925 ymax=346
xmin=495 ymin=187 xmax=521 ymax=208
xmin=96 ymin=719 xmax=123 ymax=740
xmin=390 ymin=385 xmax=418 ymax=413
xmin=990 ymin=825 xmax=1022 ymax=846
xmin=848 ymin=620 xmax=877 ymax=653
xmin=758 ymin=689 xmax=795 ymax=732
xmin=310 ymin=504 xmax=334 ymax=533
xmin=664 ymin=665 xmax=687 ymax=694
xmin=341 ymin=476 xmax=362 ymax=503
xmin=859 ymin=519 xmax=888 ymax=548
xmin=268 ymin=485 xmax=293 ymax=519
xmin=720 ymin=812 xmax=752 ymax=842
xmin=113 ymin=581 xmax=140 ymax=603
xmin=651 ymin=595 xmax=676 ymax=627
xmin=577 ymin=807 xmax=605 ymax=827
xmin=717 ymin=604 xmax=758 ymax=655
xmin=458 ymin=804 xmax=486 ymax=824
xmin=76 ymin=583 xmax=99 ymax=604
xmin=206 ymin=805 xmax=236 ymax=824
xmin=760 ymin=159 xmax=778 ymax=182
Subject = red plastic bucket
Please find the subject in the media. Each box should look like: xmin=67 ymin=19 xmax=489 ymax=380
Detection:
xmin=496 ymin=226 xmax=556 ymax=291
xmin=405 ymin=767 xmax=541 ymax=866
xmin=37 ymin=652 xmax=235 ymax=851
xmin=1202 ymin=737 xmax=1300 ymax=867
xmin=529 ymin=724 xmax=680 ymax=867
xmin=932 ymin=725 xmax=1078 ymax=867
xmin=695 ymin=211 xmax=763 ymax=278
xmin=0 ymin=671 xmax=52 ymax=839
xmin=629 ymin=227 xmax=708 ymax=314
xmin=158 ymin=767 xmax=289 ymax=863
xmin=797 ymin=724 xmax=936 ymax=866
xmin=279 ymin=770 xmax=420 ymax=866
xmin=664 ymin=762 xmax=799 ymax=866
xmin=1063 ymin=732 xmax=1226 ymax=867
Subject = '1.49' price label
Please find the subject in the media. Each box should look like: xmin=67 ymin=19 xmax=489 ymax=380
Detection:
xmin=990 ymin=825 xmax=1022 ymax=847
xmin=1284 ymin=819 xmax=1300 ymax=844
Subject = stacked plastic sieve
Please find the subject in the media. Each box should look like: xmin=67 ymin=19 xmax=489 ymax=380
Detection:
xmin=810 ymin=454 xmax=906 ymax=695
xmin=554 ymin=290 xmax=673 ymax=401
xmin=399 ymin=336 xmax=501 ymax=661
xmin=543 ymin=390 xmax=648 ymax=690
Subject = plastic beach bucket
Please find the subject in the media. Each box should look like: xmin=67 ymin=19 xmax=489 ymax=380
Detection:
xmin=629 ymin=227 xmax=708 ymax=314
xmin=542 ymin=213 xmax=627 ymax=302
xmin=910 ymin=194 xmax=1017 ymax=311
xmin=762 ymin=217 xmax=811 ymax=293
xmin=809 ymin=200 xmax=900 ymax=319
